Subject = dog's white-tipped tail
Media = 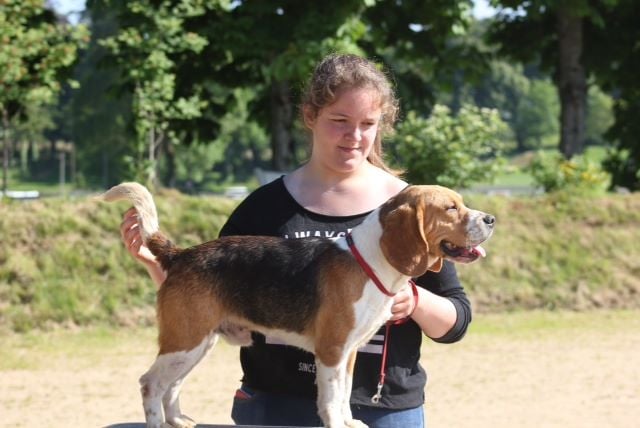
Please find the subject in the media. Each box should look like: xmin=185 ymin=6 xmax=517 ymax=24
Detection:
xmin=98 ymin=182 xmax=159 ymax=243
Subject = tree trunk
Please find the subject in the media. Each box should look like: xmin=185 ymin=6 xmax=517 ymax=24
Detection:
xmin=163 ymin=137 xmax=176 ymax=188
xmin=148 ymin=125 xmax=156 ymax=187
xmin=146 ymin=123 xmax=163 ymax=189
xmin=270 ymin=80 xmax=294 ymax=171
xmin=556 ymin=7 xmax=587 ymax=159
xmin=2 ymin=110 xmax=9 ymax=194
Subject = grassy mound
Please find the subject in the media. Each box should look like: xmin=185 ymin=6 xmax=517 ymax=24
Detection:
xmin=1 ymin=190 xmax=638 ymax=332
xmin=0 ymin=190 xmax=237 ymax=332
xmin=460 ymin=191 xmax=640 ymax=312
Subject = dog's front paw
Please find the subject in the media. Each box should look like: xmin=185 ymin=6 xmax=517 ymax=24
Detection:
xmin=163 ymin=414 xmax=196 ymax=428
xmin=345 ymin=418 xmax=368 ymax=428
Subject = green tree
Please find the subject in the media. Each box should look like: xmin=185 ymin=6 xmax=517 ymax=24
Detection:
xmin=165 ymin=87 xmax=270 ymax=190
xmin=469 ymin=60 xmax=559 ymax=152
xmin=100 ymin=0 xmax=214 ymax=187
xmin=487 ymin=0 xmax=591 ymax=159
xmin=488 ymin=0 xmax=639 ymax=189
xmin=195 ymin=0 xmax=369 ymax=171
xmin=65 ymin=0 xmax=133 ymax=188
xmin=88 ymin=0 xmax=485 ymax=183
xmin=363 ymin=0 xmax=487 ymax=115
xmin=584 ymin=0 xmax=640 ymax=190
xmin=0 ymin=0 xmax=88 ymax=193
xmin=585 ymin=85 xmax=614 ymax=147
xmin=514 ymin=78 xmax=560 ymax=150
xmin=391 ymin=105 xmax=513 ymax=188
xmin=13 ymin=102 xmax=55 ymax=175
xmin=116 ymin=0 xmax=480 ymax=174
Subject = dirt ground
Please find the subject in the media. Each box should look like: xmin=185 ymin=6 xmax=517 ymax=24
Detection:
xmin=1 ymin=311 xmax=639 ymax=428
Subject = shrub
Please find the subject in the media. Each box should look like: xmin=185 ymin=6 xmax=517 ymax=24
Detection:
xmin=390 ymin=104 xmax=513 ymax=188
xmin=528 ymin=151 xmax=611 ymax=195
xmin=603 ymin=148 xmax=640 ymax=192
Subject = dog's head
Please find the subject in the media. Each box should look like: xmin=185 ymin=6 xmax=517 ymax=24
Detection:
xmin=378 ymin=185 xmax=495 ymax=277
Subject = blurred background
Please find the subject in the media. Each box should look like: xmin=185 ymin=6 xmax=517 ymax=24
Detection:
xmin=2 ymin=0 xmax=638 ymax=198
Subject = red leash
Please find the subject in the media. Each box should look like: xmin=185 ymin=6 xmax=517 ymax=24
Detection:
xmin=346 ymin=233 xmax=419 ymax=404
xmin=371 ymin=280 xmax=418 ymax=404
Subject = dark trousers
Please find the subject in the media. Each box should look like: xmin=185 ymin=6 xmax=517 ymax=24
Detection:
xmin=231 ymin=385 xmax=425 ymax=428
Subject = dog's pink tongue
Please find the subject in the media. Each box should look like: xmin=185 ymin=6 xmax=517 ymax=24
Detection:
xmin=472 ymin=245 xmax=486 ymax=258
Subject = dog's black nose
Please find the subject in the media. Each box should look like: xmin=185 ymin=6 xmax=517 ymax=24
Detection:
xmin=483 ymin=214 xmax=496 ymax=227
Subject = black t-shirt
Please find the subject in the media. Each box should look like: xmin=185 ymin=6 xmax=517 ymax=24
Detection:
xmin=219 ymin=177 xmax=472 ymax=409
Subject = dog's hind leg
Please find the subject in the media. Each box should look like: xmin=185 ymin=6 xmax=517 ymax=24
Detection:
xmin=140 ymin=332 xmax=219 ymax=428
xmin=162 ymin=333 xmax=220 ymax=428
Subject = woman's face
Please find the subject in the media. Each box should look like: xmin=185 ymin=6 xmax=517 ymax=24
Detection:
xmin=305 ymin=87 xmax=382 ymax=175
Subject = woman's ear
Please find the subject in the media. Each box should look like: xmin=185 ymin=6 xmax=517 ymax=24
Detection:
xmin=302 ymin=105 xmax=316 ymax=129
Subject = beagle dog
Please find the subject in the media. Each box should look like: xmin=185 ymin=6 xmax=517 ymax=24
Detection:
xmin=100 ymin=182 xmax=495 ymax=428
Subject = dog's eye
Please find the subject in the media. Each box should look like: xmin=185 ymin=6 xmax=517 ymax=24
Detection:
xmin=447 ymin=205 xmax=458 ymax=212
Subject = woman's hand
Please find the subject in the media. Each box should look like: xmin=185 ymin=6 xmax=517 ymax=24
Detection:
xmin=120 ymin=207 xmax=167 ymax=287
xmin=120 ymin=207 xmax=157 ymax=267
xmin=390 ymin=285 xmax=417 ymax=321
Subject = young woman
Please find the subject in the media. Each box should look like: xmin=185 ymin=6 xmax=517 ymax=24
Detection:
xmin=120 ymin=54 xmax=471 ymax=428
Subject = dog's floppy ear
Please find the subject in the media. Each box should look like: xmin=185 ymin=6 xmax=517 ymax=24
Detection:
xmin=379 ymin=201 xmax=431 ymax=277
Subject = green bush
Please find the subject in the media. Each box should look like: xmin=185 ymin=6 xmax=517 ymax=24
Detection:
xmin=603 ymin=147 xmax=640 ymax=192
xmin=528 ymin=151 xmax=611 ymax=195
xmin=391 ymin=104 xmax=513 ymax=188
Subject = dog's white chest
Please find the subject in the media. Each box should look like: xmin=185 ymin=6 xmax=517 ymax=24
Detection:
xmin=349 ymin=282 xmax=394 ymax=346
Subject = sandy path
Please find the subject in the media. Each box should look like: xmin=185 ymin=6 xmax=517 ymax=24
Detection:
xmin=1 ymin=311 xmax=638 ymax=427
xmin=424 ymin=329 xmax=640 ymax=427
xmin=0 ymin=329 xmax=240 ymax=427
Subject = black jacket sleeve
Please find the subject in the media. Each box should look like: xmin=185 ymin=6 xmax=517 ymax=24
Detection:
xmin=414 ymin=260 xmax=472 ymax=344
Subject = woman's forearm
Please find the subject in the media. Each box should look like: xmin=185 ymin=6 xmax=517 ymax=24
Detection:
xmin=411 ymin=287 xmax=458 ymax=340
xmin=145 ymin=261 xmax=167 ymax=289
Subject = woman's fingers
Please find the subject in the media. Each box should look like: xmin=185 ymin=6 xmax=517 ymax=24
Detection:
xmin=390 ymin=287 xmax=415 ymax=320
xmin=118 ymin=208 xmax=158 ymax=267
xmin=120 ymin=209 xmax=140 ymax=239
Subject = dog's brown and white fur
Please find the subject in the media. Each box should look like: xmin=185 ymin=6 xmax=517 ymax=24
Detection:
xmin=100 ymin=182 xmax=495 ymax=428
